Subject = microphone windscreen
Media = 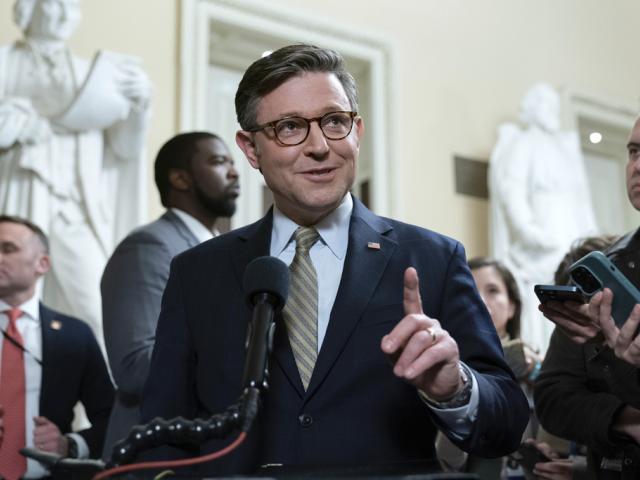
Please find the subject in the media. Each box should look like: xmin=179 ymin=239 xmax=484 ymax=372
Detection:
xmin=243 ymin=256 xmax=289 ymax=309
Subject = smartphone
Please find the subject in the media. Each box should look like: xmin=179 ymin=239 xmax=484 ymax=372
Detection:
xmin=569 ymin=251 xmax=640 ymax=328
xmin=510 ymin=443 xmax=551 ymax=472
xmin=534 ymin=284 xmax=586 ymax=304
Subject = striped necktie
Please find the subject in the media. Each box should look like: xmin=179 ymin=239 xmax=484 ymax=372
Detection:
xmin=283 ymin=227 xmax=320 ymax=390
xmin=0 ymin=307 xmax=27 ymax=480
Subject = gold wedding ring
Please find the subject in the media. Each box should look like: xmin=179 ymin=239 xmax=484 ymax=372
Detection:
xmin=426 ymin=327 xmax=437 ymax=344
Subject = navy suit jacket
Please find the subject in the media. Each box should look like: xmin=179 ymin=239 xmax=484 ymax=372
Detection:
xmin=142 ymin=198 xmax=528 ymax=475
xmin=39 ymin=304 xmax=114 ymax=457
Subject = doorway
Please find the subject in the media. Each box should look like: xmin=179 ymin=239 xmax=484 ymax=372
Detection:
xmin=180 ymin=0 xmax=395 ymax=230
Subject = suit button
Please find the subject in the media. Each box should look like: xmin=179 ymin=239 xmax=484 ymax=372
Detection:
xmin=298 ymin=414 xmax=313 ymax=428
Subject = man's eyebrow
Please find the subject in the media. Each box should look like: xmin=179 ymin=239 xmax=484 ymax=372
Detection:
xmin=627 ymin=142 xmax=640 ymax=150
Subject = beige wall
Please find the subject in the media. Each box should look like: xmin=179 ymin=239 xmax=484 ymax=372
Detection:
xmin=2 ymin=1 xmax=638 ymax=257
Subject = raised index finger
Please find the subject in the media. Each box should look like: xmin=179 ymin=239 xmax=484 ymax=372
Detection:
xmin=403 ymin=267 xmax=423 ymax=315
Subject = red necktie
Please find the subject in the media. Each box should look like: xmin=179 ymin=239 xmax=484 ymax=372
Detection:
xmin=0 ymin=307 xmax=27 ymax=480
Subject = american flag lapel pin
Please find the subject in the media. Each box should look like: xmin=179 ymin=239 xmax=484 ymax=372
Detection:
xmin=50 ymin=319 xmax=62 ymax=330
xmin=367 ymin=242 xmax=381 ymax=250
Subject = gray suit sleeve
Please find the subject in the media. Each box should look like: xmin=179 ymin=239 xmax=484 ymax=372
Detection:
xmin=101 ymin=232 xmax=171 ymax=396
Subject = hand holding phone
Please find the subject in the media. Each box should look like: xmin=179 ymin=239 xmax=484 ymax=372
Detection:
xmin=591 ymin=288 xmax=640 ymax=367
xmin=536 ymin=283 xmax=599 ymax=343
xmin=570 ymin=251 xmax=640 ymax=328
xmin=510 ymin=442 xmax=552 ymax=472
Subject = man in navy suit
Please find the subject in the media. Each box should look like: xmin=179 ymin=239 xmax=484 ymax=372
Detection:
xmin=0 ymin=215 xmax=113 ymax=479
xmin=142 ymin=44 xmax=528 ymax=476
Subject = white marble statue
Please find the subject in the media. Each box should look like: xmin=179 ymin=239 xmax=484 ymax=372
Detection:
xmin=489 ymin=83 xmax=597 ymax=353
xmin=0 ymin=0 xmax=151 ymax=347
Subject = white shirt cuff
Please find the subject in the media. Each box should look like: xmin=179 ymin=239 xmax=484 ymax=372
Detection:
xmin=67 ymin=432 xmax=90 ymax=459
xmin=418 ymin=363 xmax=479 ymax=439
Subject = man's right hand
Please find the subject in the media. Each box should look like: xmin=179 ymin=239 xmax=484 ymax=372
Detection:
xmin=539 ymin=300 xmax=601 ymax=344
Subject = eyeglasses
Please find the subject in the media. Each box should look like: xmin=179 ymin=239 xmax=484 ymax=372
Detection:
xmin=248 ymin=111 xmax=358 ymax=146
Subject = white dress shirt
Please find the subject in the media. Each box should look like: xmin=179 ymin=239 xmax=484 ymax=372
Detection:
xmin=0 ymin=294 xmax=88 ymax=478
xmin=171 ymin=208 xmax=218 ymax=243
xmin=269 ymin=194 xmax=479 ymax=438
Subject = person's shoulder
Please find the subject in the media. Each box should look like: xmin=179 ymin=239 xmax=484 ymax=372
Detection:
xmin=170 ymin=219 xmax=258 ymax=266
xmin=40 ymin=304 xmax=95 ymax=338
xmin=353 ymin=199 xmax=461 ymax=255
xmin=113 ymin=213 xmax=182 ymax=248
xmin=379 ymin=215 xmax=460 ymax=252
xmin=607 ymin=228 xmax=640 ymax=257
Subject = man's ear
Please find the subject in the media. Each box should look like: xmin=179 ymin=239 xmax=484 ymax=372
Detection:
xmin=354 ymin=116 xmax=365 ymax=148
xmin=36 ymin=254 xmax=50 ymax=276
xmin=168 ymin=169 xmax=192 ymax=192
xmin=236 ymin=130 xmax=261 ymax=170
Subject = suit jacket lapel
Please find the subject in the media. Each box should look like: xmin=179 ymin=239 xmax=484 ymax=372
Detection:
xmin=231 ymin=210 xmax=273 ymax=288
xmin=38 ymin=304 xmax=57 ymax=415
xmin=164 ymin=210 xmax=202 ymax=249
xmin=306 ymin=199 xmax=396 ymax=398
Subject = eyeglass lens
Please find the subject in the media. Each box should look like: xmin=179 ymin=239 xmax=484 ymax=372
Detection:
xmin=274 ymin=112 xmax=354 ymax=145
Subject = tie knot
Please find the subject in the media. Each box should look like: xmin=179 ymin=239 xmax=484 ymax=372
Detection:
xmin=293 ymin=227 xmax=320 ymax=254
xmin=4 ymin=307 xmax=23 ymax=325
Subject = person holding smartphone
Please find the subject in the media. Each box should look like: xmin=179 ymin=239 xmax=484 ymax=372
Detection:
xmin=438 ymin=258 xmax=573 ymax=479
xmin=540 ymin=118 xmax=640 ymax=359
xmin=585 ymin=118 xmax=640 ymax=369
xmin=535 ymin=235 xmax=640 ymax=479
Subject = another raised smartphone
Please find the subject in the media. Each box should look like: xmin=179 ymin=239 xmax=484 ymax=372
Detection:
xmin=534 ymin=284 xmax=585 ymax=304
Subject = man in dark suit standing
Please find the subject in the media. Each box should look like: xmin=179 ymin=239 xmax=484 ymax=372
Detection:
xmin=0 ymin=215 xmax=113 ymax=479
xmin=142 ymin=44 xmax=528 ymax=476
xmin=101 ymin=132 xmax=239 ymax=458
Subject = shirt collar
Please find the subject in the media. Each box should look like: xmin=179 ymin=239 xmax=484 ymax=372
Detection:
xmin=171 ymin=208 xmax=218 ymax=243
xmin=0 ymin=293 xmax=40 ymax=323
xmin=272 ymin=193 xmax=353 ymax=260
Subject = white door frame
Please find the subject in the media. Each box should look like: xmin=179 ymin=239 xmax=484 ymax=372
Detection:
xmin=563 ymin=88 xmax=637 ymax=131
xmin=563 ymin=88 xmax=638 ymax=232
xmin=179 ymin=0 xmax=398 ymax=218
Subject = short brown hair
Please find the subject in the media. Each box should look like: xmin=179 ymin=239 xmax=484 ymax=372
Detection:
xmin=0 ymin=215 xmax=49 ymax=253
xmin=235 ymin=44 xmax=359 ymax=130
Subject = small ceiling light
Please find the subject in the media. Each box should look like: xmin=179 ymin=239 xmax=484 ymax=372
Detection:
xmin=589 ymin=132 xmax=602 ymax=144
xmin=261 ymin=50 xmax=273 ymax=58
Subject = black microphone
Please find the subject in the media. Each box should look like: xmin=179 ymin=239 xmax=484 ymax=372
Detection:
xmin=242 ymin=256 xmax=289 ymax=392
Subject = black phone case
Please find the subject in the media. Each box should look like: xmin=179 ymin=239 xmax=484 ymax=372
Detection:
xmin=534 ymin=284 xmax=585 ymax=304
